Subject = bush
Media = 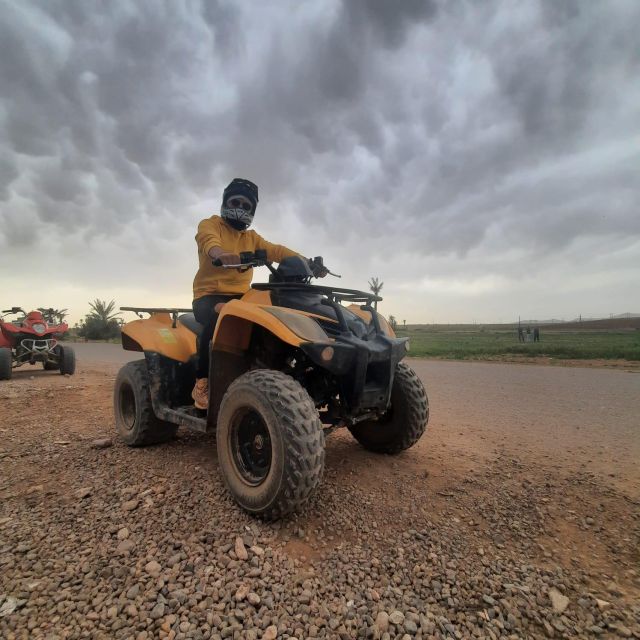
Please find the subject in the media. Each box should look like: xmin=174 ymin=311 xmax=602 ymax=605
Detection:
xmin=77 ymin=317 xmax=121 ymax=340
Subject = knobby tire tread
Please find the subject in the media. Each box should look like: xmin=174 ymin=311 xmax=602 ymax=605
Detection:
xmin=59 ymin=346 xmax=76 ymax=376
xmin=115 ymin=361 xmax=177 ymax=446
xmin=0 ymin=348 xmax=12 ymax=380
xmin=222 ymin=369 xmax=325 ymax=519
xmin=349 ymin=362 xmax=429 ymax=454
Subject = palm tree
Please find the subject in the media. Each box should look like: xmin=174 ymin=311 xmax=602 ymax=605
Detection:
xmin=38 ymin=307 xmax=68 ymax=324
xmin=37 ymin=307 xmax=53 ymax=321
xmin=88 ymin=299 xmax=120 ymax=323
xmin=368 ymin=277 xmax=383 ymax=310
xmin=53 ymin=308 xmax=68 ymax=323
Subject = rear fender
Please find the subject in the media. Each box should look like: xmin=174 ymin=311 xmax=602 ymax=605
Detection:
xmin=121 ymin=313 xmax=196 ymax=363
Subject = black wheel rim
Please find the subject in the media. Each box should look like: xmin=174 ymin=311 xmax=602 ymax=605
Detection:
xmin=230 ymin=409 xmax=272 ymax=486
xmin=119 ymin=383 xmax=136 ymax=432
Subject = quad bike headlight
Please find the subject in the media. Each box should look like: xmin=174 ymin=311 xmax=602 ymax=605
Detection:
xmin=32 ymin=323 xmax=46 ymax=334
xmin=264 ymin=308 xmax=329 ymax=343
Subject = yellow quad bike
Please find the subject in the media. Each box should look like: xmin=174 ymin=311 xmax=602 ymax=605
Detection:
xmin=114 ymin=252 xmax=429 ymax=519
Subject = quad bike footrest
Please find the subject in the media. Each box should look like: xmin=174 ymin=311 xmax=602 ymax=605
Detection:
xmin=154 ymin=403 xmax=207 ymax=433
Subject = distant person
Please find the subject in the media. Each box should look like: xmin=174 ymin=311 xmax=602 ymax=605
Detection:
xmin=534 ymin=327 xmax=540 ymax=342
xmin=191 ymin=178 xmax=326 ymax=410
xmin=518 ymin=327 xmax=524 ymax=343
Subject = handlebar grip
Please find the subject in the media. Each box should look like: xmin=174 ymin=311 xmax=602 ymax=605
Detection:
xmin=212 ymin=258 xmax=223 ymax=267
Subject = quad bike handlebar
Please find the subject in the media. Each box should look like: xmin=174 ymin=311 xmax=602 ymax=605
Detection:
xmin=213 ymin=253 xmax=341 ymax=278
xmin=2 ymin=307 xmax=25 ymax=315
xmin=212 ymin=249 xmax=270 ymax=272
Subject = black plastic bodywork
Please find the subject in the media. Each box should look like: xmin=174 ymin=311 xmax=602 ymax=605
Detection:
xmin=300 ymin=333 xmax=407 ymax=415
xmin=263 ymin=282 xmax=408 ymax=415
xmin=145 ymin=351 xmax=207 ymax=432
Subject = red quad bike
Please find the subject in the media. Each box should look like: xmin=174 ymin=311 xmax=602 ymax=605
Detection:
xmin=0 ymin=307 xmax=76 ymax=380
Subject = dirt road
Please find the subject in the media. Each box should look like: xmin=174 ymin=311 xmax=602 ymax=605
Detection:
xmin=1 ymin=349 xmax=638 ymax=638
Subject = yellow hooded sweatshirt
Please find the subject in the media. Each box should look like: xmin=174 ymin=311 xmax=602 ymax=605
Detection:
xmin=193 ymin=215 xmax=299 ymax=300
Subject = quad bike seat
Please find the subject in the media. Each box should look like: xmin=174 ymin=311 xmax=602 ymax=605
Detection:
xmin=178 ymin=313 xmax=203 ymax=335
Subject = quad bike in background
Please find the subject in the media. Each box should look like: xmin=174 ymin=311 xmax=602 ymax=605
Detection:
xmin=0 ymin=307 xmax=76 ymax=380
xmin=114 ymin=253 xmax=429 ymax=518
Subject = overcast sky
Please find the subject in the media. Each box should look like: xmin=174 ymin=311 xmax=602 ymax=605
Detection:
xmin=1 ymin=0 xmax=638 ymax=325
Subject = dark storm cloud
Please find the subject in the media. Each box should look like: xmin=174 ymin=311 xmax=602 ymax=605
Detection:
xmin=344 ymin=0 xmax=437 ymax=49
xmin=0 ymin=0 xmax=638 ymax=269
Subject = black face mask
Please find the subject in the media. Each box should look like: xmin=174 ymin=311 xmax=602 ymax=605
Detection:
xmin=224 ymin=218 xmax=248 ymax=231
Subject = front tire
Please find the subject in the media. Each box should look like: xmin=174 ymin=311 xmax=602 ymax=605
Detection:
xmin=217 ymin=369 xmax=325 ymax=519
xmin=59 ymin=345 xmax=76 ymax=375
xmin=114 ymin=360 xmax=177 ymax=446
xmin=349 ymin=362 xmax=429 ymax=454
xmin=0 ymin=348 xmax=12 ymax=380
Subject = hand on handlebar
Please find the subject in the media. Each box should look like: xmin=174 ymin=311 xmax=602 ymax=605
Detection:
xmin=309 ymin=256 xmax=337 ymax=278
xmin=313 ymin=264 xmax=329 ymax=278
xmin=213 ymin=253 xmax=251 ymax=271
xmin=214 ymin=252 xmax=241 ymax=267
xmin=213 ymin=250 xmax=268 ymax=271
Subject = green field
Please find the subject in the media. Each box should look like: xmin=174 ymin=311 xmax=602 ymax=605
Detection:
xmin=394 ymin=326 xmax=640 ymax=361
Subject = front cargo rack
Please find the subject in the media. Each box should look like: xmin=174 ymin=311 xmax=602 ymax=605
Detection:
xmin=251 ymin=282 xmax=381 ymax=305
xmin=251 ymin=284 xmax=383 ymax=335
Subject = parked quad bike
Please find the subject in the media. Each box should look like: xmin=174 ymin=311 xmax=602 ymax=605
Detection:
xmin=114 ymin=253 xmax=429 ymax=518
xmin=0 ymin=307 xmax=76 ymax=380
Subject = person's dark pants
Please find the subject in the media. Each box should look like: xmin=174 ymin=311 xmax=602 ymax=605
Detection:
xmin=192 ymin=294 xmax=241 ymax=379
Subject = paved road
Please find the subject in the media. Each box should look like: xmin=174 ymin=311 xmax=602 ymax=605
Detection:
xmin=409 ymin=358 xmax=640 ymax=495
xmin=65 ymin=341 xmax=141 ymax=364
xmin=67 ymin=342 xmax=640 ymax=494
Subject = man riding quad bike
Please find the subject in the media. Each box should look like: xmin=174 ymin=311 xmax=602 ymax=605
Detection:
xmin=188 ymin=178 xmax=326 ymax=411
xmin=113 ymin=179 xmax=429 ymax=518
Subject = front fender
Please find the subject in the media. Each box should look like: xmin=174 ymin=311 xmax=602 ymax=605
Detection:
xmin=212 ymin=300 xmax=319 ymax=354
xmin=0 ymin=323 xmax=20 ymax=347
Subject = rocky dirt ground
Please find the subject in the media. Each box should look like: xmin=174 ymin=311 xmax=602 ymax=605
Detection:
xmin=1 ymin=349 xmax=639 ymax=639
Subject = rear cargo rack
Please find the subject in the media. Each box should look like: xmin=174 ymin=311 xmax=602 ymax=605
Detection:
xmin=121 ymin=307 xmax=192 ymax=328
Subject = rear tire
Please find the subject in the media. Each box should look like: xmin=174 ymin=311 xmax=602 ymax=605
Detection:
xmin=217 ymin=369 xmax=325 ymax=519
xmin=0 ymin=348 xmax=12 ymax=380
xmin=59 ymin=345 xmax=76 ymax=375
xmin=114 ymin=360 xmax=178 ymax=446
xmin=349 ymin=362 xmax=429 ymax=454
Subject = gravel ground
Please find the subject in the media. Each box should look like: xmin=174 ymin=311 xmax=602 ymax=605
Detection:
xmin=0 ymin=356 xmax=638 ymax=639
